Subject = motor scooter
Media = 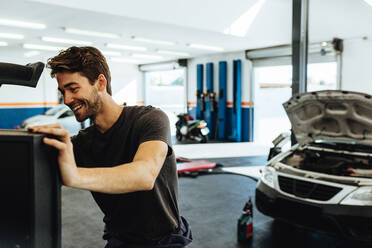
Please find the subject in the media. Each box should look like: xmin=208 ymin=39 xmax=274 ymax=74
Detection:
xmin=175 ymin=113 xmax=209 ymax=143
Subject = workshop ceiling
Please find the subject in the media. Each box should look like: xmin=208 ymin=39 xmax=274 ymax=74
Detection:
xmin=1 ymin=0 xmax=371 ymax=64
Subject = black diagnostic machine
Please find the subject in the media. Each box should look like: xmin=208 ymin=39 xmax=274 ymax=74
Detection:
xmin=0 ymin=62 xmax=61 ymax=248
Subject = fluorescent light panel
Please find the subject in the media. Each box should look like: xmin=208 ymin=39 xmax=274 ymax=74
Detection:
xmin=157 ymin=50 xmax=190 ymax=56
xmin=188 ymin=43 xmax=224 ymax=51
xmin=132 ymin=36 xmax=175 ymax=46
xmin=41 ymin=36 xmax=93 ymax=45
xmin=0 ymin=19 xmax=46 ymax=29
xmin=131 ymin=54 xmax=163 ymax=59
xmin=24 ymin=50 xmax=41 ymax=58
xmin=23 ymin=43 xmax=67 ymax=51
xmin=110 ymin=57 xmax=140 ymax=64
xmin=64 ymin=27 xmax=120 ymax=39
xmin=102 ymin=50 xmax=122 ymax=57
xmin=139 ymin=62 xmax=179 ymax=72
xmin=0 ymin=32 xmax=24 ymax=40
xmin=0 ymin=41 xmax=8 ymax=46
xmin=106 ymin=43 xmax=147 ymax=51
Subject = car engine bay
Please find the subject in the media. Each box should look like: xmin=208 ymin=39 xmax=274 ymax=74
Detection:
xmin=281 ymin=147 xmax=372 ymax=178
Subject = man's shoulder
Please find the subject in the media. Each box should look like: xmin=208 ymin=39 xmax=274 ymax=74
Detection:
xmin=125 ymin=105 xmax=164 ymax=119
xmin=125 ymin=105 xmax=157 ymax=113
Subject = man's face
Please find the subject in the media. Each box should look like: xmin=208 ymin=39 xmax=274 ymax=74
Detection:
xmin=57 ymin=72 xmax=102 ymax=122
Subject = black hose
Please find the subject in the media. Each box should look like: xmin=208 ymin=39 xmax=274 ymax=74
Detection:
xmin=178 ymin=167 xmax=259 ymax=182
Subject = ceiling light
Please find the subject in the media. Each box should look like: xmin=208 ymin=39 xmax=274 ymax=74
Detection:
xmin=0 ymin=33 xmax=24 ymax=40
xmin=132 ymin=36 xmax=175 ymax=46
xmin=188 ymin=43 xmax=224 ymax=51
xmin=110 ymin=57 xmax=141 ymax=64
xmin=131 ymin=54 xmax=163 ymax=60
xmin=41 ymin=36 xmax=93 ymax=45
xmin=365 ymin=0 xmax=372 ymax=7
xmin=24 ymin=50 xmax=41 ymax=58
xmin=0 ymin=41 xmax=8 ymax=46
xmin=157 ymin=50 xmax=190 ymax=56
xmin=106 ymin=43 xmax=147 ymax=51
xmin=0 ymin=19 xmax=46 ymax=29
xmin=64 ymin=27 xmax=120 ymax=39
xmin=139 ymin=62 xmax=180 ymax=72
xmin=23 ymin=43 xmax=67 ymax=51
xmin=102 ymin=50 xmax=122 ymax=57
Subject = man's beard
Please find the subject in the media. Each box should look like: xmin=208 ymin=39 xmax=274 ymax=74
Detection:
xmin=74 ymin=88 xmax=102 ymax=122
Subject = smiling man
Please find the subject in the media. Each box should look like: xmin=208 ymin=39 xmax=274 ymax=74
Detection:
xmin=29 ymin=46 xmax=192 ymax=248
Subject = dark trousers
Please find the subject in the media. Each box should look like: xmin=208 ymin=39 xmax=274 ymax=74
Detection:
xmin=105 ymin=217 xmax=192 ymax=248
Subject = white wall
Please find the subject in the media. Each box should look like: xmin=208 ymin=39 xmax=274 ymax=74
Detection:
xmin=108 ymin=62 xmax=142 ymax=105
xmin=342 ymin=38 xmax=372 ymax=94
xmin=3 ymin=38 xmax=372 ymax=124
xmin=0 ymin=55 xmax=58 ymax=105
xmin=0 ymin=56 xmax=142 ymax=106
xmin=186 ymin=38 xmax=372 ymax=112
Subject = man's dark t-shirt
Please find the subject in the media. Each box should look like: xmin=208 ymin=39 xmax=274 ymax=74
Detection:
xmin=71 ymin=106 xmax=179 ymax=244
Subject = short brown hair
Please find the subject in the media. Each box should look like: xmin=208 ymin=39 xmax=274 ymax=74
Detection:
xmin=47 ymin=46 xmax=112 ymax=95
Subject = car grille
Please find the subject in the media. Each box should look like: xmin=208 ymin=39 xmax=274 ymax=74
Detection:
xmin=278 ymin=175 xmax=342 ymax=201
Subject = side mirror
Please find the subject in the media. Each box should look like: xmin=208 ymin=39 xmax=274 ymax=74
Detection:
xmin=268 ymin=132 xmax=291 ymax=161
xmin=272 ymin=132 xmax=291 ymax=148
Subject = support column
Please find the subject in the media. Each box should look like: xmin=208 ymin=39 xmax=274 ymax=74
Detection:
xmin=292 ymin=0 xmax=309 ymax=95
xmin=291 ymin=0 xmax=309 ymax=144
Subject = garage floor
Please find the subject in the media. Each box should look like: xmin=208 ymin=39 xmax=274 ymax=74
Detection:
xmin=61 ymin=142 xmax=370 ymax=248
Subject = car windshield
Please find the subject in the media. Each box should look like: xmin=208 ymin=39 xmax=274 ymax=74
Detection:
xmin=44 ymin=106 xmax=65 ymax=116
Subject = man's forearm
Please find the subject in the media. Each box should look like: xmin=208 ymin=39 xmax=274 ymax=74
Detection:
xmin=70 ymin=161 xmax=156 ymax=194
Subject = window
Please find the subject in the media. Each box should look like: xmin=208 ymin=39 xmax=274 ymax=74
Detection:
xmin=253 ymin=62 xmax=337 ymax=146
xmin=145 ymin=69 xmax=186 ymax=135
xmin=307 ymin=62 xmax=337 ymax=92
xmin=147 ymin=69 xmax=184 ymax=86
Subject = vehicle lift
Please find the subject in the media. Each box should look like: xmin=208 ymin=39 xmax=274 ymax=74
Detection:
xmin=218 ymin=61 xmax=227 ymax=140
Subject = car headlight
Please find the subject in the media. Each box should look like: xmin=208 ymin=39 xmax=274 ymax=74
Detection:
xmin=261 ymin=166 xmax=276 ymax=188
xmin=340 ymin=187 xmax=372 ymax=206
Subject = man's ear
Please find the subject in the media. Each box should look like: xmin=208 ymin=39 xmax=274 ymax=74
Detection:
xmin=96 ymin=74 xmax=107 ymax=92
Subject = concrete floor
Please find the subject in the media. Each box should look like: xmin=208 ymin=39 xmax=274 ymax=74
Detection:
xmin=60 ymin=143 xmax=372 ymax=248
xmin=62 ymin=169 xmax=369 ymax=248
xmin=61 ymin=171 xmax=262 ymax=248
xmin=61 ymin=154 xmax=267 ymax=248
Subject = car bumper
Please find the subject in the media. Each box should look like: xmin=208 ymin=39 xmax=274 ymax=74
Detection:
xmin=256 ymin=180 xmax=372 ymax=242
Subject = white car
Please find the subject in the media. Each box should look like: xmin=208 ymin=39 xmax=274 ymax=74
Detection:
xmin=20 ymin=104 xmax=89 ymax=136
xmin=256 ymin=90 xmax=372 ymax=242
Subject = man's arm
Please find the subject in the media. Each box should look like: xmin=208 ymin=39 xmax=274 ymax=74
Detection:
xmin=29 ymin=124 xmax=168 ymax=194
xmin=76 ymin=140 xmax=167 ymax=193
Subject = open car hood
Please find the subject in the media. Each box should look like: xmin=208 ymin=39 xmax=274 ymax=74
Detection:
xmin=283 ymin=90 xmax=372 ymax=146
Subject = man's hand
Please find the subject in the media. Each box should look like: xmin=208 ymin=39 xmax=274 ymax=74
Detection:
xmin=28 ymin=124 xmax=80 ymax=187
xmin=29 ymin=124 xmax=168 ymax=194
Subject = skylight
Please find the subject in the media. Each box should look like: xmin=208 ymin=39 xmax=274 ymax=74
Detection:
xmin=365 ymin=0 xmax=372 ymax=7
xmin=224 ymin=0 xmax=266 ymax=37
